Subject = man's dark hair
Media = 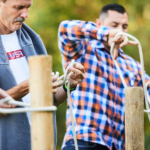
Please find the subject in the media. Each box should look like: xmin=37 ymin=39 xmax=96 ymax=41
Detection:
xmin=99 ymin=4 xmax=127 ymax=19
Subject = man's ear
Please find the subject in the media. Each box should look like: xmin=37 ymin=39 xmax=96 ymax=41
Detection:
xmin=96 ymin=19 xmax=102 ymax=27
xmin=0 ymin=1 xmax=3 ymax=9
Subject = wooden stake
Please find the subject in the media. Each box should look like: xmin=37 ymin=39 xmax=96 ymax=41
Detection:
xmin=29 ymin=55 xmax=54 ymax=150
xmin=125 ymin=87 xmax=144 ymax=150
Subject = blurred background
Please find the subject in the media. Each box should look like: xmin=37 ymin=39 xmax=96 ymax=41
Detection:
xmin=26 ymin=0 xmax=150 ymax=149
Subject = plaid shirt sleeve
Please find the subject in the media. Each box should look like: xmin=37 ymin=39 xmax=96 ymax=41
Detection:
xmin=58 ymin=20 xmax=109 ymax=61
xmin=127 ymin=59 xmax=150 ymax=94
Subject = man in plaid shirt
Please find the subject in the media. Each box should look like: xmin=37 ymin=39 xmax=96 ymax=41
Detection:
xmin=58 ymin=4 xmax=148 ymax=150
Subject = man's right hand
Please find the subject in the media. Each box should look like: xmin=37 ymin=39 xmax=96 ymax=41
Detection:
xmin=52 ymin=75 xmax=62 ymax=94
xmin=0 ymin=89 xmax=16 ymax=117
xmin=107 ymin=29 xmax=138 ymax=59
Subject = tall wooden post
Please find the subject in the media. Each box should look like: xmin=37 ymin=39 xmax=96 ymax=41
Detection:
xmin=29 ymin=55 xmax=54 ymax=150
xmin=125 ymin=87 xmax=144 ymax=150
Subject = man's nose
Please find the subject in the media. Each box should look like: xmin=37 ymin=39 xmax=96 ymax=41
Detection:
xmin=20 ymin=12 xmax=28 ymax=19
xmin=117 ymin=25 xmax=123 ymax=32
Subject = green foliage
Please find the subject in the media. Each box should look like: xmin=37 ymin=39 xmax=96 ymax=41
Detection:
xmin=26 ymin=0 xmax=150 ymax=149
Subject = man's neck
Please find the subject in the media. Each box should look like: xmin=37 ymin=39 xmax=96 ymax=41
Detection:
xmin=0 ymin=27 xmax=13 ymax=35
xmin=0 ymin=21 xmax=13 ymax=35
xmin=103 ymin=43 xmax=111 ymax=53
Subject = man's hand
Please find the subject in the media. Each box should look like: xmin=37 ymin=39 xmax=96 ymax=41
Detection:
xmin=67 ymin=63 xmax=85 ymax=89
xmin=52 ymin=75 xmax=62 ymax=94
xmin=106 ymin=29 xmax=138 ymax=59
xmin=54 ymin=63 xmax=85 ymax=106
xmin=0 ymin=89 xmax=16 ymax=117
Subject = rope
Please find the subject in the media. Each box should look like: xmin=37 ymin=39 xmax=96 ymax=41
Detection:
xmin=0 ymin=96 xmax=57 ymax=113
xmin=0 ymin=106 xmax=57 ymax=114
xmin=110 ymin=32 xmax=150 ymax=120
xmin=0 ymin=96 xmax=30 ymax=107
xmin=56 ymin=59 xmax=79 ymax=150
xmin=67 ymin=82 xmax=78 ymax=150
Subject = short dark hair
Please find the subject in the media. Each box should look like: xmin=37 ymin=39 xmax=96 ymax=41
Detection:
xmin=2 ymin=0 xmax=6 ymax=2
xmin=99 ymin=4 xmax=127 ymax=18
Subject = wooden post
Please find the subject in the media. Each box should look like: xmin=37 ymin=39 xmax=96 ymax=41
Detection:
xmin=29 ymin=55 xmax=54 ymax=150
xmin=125 ymin=87 xmax=144 ymax=150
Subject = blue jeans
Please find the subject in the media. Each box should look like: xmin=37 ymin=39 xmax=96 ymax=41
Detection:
xmin=62 ymin=139 xmax=111 ymax=150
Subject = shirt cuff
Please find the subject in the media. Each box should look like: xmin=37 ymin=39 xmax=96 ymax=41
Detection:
xmin=97 ymin=26 xmax=109 ymax=43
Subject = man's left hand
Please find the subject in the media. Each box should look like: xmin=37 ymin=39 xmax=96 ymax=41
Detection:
xmin=108 ymin=29 xmax=139 ymax=59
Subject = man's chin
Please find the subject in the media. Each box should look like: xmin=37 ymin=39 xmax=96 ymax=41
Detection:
xmin=12 ymin=23 xmax=23 ymax=31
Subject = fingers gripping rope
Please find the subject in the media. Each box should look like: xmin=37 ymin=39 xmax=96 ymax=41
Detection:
xmin=56 ymin=59 xmax=77 ymax=86
xmin=110 ymin=32 xmax=150 ymax=120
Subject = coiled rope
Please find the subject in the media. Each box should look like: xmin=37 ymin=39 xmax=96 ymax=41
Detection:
xmin=110 ymin=32 xmax=150 ymax=121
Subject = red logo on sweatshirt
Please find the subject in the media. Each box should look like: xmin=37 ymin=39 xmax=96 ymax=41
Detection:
xmin=7 ymin=49 xmax=25 ymax=60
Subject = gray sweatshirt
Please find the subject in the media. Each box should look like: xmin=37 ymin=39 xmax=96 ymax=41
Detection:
xmin=0 ymin=23 xmax=56 ymax=150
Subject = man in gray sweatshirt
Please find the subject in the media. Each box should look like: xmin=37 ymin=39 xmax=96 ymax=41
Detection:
xmin=0 ymin=0 xmax=85 ymax=149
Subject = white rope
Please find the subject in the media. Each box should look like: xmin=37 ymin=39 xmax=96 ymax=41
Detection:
xmin=0 ymin=96 xmax=57 ymax=113
xmin=0 ymin=106 xmax=57 ymax=114
xmin=110 ymin=32 xmax=150 ymax=120
xmin=56 ymin=59 xmax=79 ymax=150
xmin=0 ymin=96 xmax=30 ymax=107
xmin=67 ymin=82 xmax=78 ymax=150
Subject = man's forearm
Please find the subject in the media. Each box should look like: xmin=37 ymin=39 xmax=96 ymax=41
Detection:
xmin=54 ymin=86 xmax=67 ymax=107
xmin=59 ymin=20 xmax=109 ymax=42
xmin=6 ymin=80 xmax=29 ymax=100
